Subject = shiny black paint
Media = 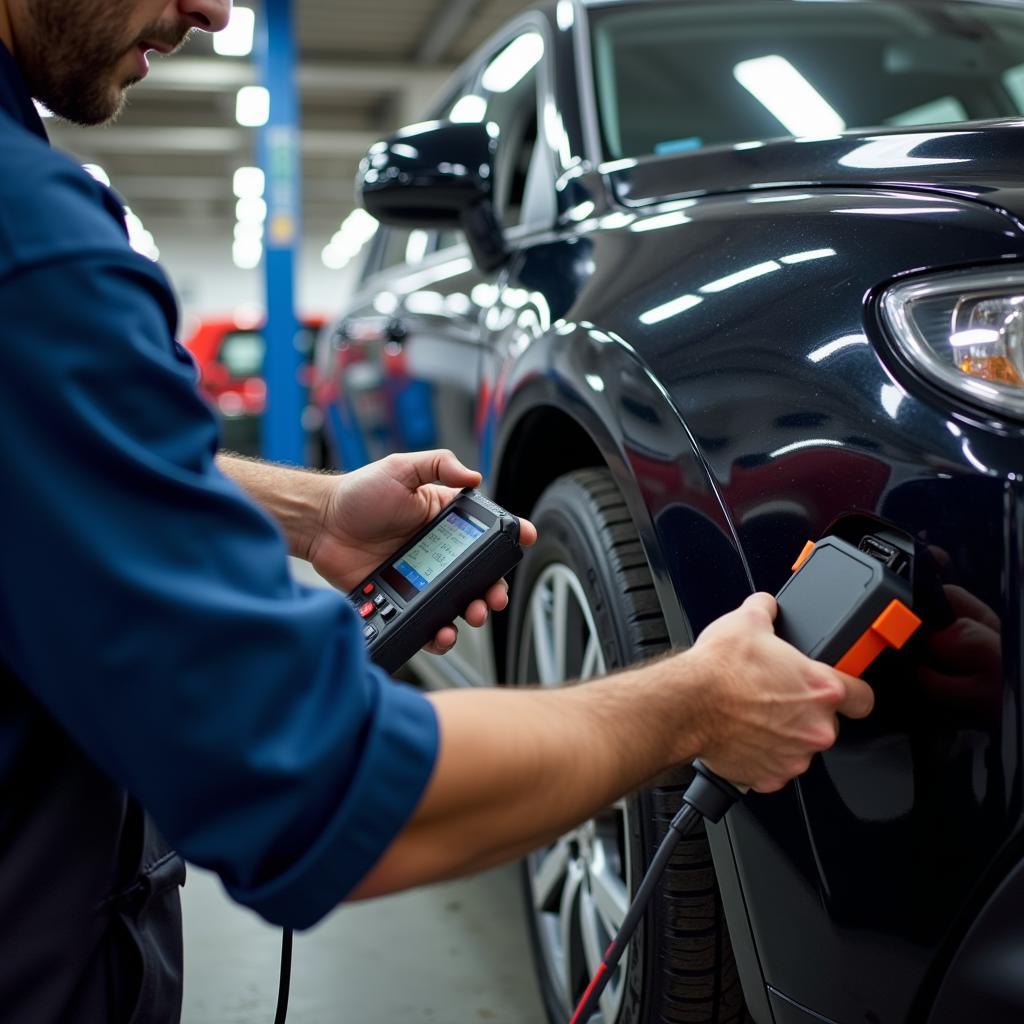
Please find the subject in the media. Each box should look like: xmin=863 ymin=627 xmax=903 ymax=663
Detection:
xmin=327 ymin=1 xmax=1024 ymax=1020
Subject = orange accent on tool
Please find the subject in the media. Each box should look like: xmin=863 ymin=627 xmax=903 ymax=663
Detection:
xmin=792 ymin=540 xmax=816 ymax=573
xmin=834 ymin=599 xmax=922 ymax=677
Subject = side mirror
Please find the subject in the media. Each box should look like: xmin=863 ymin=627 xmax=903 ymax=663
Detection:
xmin=358 ymin=121 xmax=509 ymax=274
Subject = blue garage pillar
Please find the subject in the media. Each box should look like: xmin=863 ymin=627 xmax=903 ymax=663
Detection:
xmin=258 ymin=0 xmax=306 ymax=465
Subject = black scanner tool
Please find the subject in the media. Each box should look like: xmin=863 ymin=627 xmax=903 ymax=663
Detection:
xmin=348 ymin=488 xmax=523 ymax=674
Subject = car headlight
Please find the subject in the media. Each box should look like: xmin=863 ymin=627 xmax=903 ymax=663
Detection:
xmin=880 ymin=268 xmax=1024 ymax=419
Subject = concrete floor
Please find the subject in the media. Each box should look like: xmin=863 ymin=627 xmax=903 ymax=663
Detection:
xmin=181 ymin=864 xmax=547 ymax=1023
xmin=180 ymin=559 xmax=548 ymax=1023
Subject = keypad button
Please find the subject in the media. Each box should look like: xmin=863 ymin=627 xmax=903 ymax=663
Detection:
xmin=363 ymin=625 xmax=378 ymax=642
xmin=362 ymin=583 xmax=375 ymax=596
xmin=373 ymin=593 xmax=387 ymax=607
xmin=359 ymin=601 xmax=376 ymax=619
xmin=380 ymin=603 xmax=397 ymax=622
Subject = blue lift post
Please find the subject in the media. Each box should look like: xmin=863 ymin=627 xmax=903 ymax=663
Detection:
xmin=258 ymin=0 xmax=306 ymax=465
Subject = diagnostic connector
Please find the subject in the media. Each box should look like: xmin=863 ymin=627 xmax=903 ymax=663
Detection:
xmin=777 ymin=536 xmax=921 ymax=677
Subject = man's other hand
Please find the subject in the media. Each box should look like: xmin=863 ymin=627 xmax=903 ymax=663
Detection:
xmin=688 ymin=593 xmax=875 ymax=793
xmin=309 ymin=450 xmax=538 ymax=655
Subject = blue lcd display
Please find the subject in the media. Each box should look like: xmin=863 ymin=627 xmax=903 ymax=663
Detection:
xmin=394 ymin=512 xmax=485 ymax=592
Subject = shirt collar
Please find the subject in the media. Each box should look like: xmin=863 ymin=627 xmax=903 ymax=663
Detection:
xmin=0 ymin=42 xmax=48 ymax=142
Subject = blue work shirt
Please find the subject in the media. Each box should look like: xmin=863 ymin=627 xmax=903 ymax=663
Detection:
xmin=0 ymin=43 xmax=438 ymax=930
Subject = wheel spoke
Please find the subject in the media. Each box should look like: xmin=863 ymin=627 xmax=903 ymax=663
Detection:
xmin=581 ymin=633 xmax=601 ymax=680
xmin=551 ymin=571 xmax=569 ymax=680
xmin=530 ymin=582 xmax=559 ymax=685
xmin=559 ymin=859 xmax=585 ymax=1006
xmin=578 ymin=886 xmax=608 ymax=1006
xmin=532 ymin=838 xmax=570 ymax=912
xmin=590 ymin=846 xmax=629 ymax=934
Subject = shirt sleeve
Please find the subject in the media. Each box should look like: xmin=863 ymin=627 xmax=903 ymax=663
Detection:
xmin=0 ymin=249 xmax=439 ymax=929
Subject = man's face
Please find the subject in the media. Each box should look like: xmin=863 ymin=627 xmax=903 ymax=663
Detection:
xmin=11 ymin=0 xmax=229 ymax=125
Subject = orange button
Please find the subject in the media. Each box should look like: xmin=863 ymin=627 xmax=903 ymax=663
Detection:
xmin=872 ymin=600 xmax=921 ymax=649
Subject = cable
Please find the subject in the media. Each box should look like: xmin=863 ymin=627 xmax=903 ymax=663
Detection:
xmin=569 ymin=762 xmax=746 ymax=1024
xmin=274 ymin=928 xmax=293 ymax=1024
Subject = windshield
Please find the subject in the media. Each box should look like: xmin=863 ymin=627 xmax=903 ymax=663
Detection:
xmin=590 ymin=0 xmax=1024 ymax=161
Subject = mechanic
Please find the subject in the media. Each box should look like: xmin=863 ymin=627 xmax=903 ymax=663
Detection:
xmin=0 ymin=2 xmax=875 ymax=1022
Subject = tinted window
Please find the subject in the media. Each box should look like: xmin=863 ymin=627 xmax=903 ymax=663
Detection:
xmin=591 ymin=0 xmax=1024 ymax=160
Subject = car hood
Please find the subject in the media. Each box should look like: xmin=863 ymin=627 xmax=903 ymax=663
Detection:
xmin=606 ymin=121 xmax=1024 ymax=225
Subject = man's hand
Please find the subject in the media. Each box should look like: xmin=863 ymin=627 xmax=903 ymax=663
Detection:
xmin=688 ymin=593 xmax=875 ymax=792
xmin=309 ymin=450 xmax=538 ymax=654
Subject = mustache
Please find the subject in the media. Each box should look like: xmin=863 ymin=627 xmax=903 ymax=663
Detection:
xmin=132 ymin=23 xmax=193 ymax=55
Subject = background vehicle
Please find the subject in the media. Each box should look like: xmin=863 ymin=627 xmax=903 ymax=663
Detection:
xmin=319 ymin=2 xmax=1024 ymax=1022
xmin=185 ymin=313 xmax=324 ymax=457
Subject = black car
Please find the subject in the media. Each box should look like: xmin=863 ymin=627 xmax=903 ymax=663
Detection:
xmin=319 ymin=2 xmax=1024 ymax=1022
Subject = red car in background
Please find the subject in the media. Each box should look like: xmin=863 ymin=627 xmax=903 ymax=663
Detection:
xmin=183 ymin=313 xmax=325 ymax=457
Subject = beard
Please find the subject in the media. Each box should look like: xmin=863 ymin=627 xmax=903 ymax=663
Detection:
xmin=17 ymin=1 xmax=192 ymax=126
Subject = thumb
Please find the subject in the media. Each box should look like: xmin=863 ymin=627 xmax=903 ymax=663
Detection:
xmin=835 ymin=673 xmax=875 ymax=719
xmin=410 ymin=449 xmax=482 ymax=490
xmin=742 ymin=592 xmax=779 ymax=627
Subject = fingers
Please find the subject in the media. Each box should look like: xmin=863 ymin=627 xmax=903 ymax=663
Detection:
xmin=834 ymin=672 xmax=875 ymax=719
xmin=426 ymin=624 xmax=458 ymax=656
xmin=518 ymin=517 xmax=539 ymax=547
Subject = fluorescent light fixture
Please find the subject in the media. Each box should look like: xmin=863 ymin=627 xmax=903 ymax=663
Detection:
xmin=83 ymin=164 xmax=111 ymax=187
xmin=557 ymin=0 xmax=575 ymax=31
xmin=233 ymin=166 xmax=265 ymax=200
xmin=233 ymin=238 xmax=263 ymax=270
xmin=734 ymin=55 xmax=846 ymax=137
xmin=236 ymin=196 xmax=267 ymax=223
xmin=780 ymin=248 xmax=836 ymax=265
xmin=640 ymin=294 xmax=703 ymax=326
xmin=236 ymin=86 xmax=270 ymax=127
xmin=405 ymin=230 xmax=430 ymax=265
xmin=450 ymin=94 xmax=487 ymax=123
xmin=214 ymin=6 xmax=255 ymax=57
xmin=481 ymin=33 xmax=544 ymax=94
xmin=234 ymin=221 xmax=264 ymax=244
xmin=701 ymin=261 xmax=781 ymax=294
xmin=321 ymin=209 xmax=380 ymax=270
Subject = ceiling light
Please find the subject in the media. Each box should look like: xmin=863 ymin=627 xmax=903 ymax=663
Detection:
xmin=734 ymin=55 xmax=845 ymax=137
xmin=481 ymin=33 xmax=544 ymax=94
xmin=236 ymin=197 xmax=267 ymax=223
xmin=233 ymin=166 xmax=265 ymax=200
xmin=214 ymin=6 xmax=255 ymax=57
xmin=236 ymin=86 xmax=270 ymax=127
xmin=233 ymin=238 xmax=263 ymax=270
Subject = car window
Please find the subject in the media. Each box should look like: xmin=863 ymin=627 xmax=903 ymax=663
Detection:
xmin=474 ymin=30 xmax=547 ymax=229
xmin=590 ymin=0 xmax=1024 ymax=160
xmin=376 ymin=228 xmax=414 ymax=274
xmin=218 ymin=331 xmax=264 ymax=379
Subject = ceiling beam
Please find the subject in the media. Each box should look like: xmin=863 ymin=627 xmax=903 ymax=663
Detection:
xmin=144 ymin=57 xmax=453 ymax=96
xmin=415 ymin=0 xmax=485 ymax=64
xmin=53 ymin=126 xmax=377 ymax=158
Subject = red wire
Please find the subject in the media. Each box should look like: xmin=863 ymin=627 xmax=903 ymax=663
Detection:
xmin=569 ymin=955 xmax=611 ymax=1024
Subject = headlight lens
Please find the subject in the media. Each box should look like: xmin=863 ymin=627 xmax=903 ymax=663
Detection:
xmin=880 ymin=268 xmax=1024 ymax=418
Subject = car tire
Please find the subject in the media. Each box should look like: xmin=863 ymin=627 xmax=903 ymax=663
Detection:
xmin=506 ymin=469 xmax=751 ymax=1024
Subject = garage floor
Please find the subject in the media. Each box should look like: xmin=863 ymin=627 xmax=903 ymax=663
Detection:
xmin=181 ymin=559 xmax=548 ymax=1023
xmin=181 ymin=863 xmax=547 ymax=1023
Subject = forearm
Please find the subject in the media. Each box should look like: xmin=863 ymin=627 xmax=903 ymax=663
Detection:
xmin=350 ymin=655 xmax=707 ymax=900
xmin=217 ymin=453 xmax=333 ymax=560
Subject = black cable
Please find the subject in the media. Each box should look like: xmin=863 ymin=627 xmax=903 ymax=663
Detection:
xmin=274 ymin=928 xmax=293 ymax=1024
xmin=569 ymin=761 xmax=746 ymax=1024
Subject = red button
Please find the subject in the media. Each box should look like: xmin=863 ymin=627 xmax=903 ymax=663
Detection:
xmin=359 ymin=601 xmax=375 ymax=619
xmin=362 ymin=584 xmax=375 ymax=596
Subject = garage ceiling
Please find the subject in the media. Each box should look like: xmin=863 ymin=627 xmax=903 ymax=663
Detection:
xmin=46 ymin=0 xmax=536 ymax=251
